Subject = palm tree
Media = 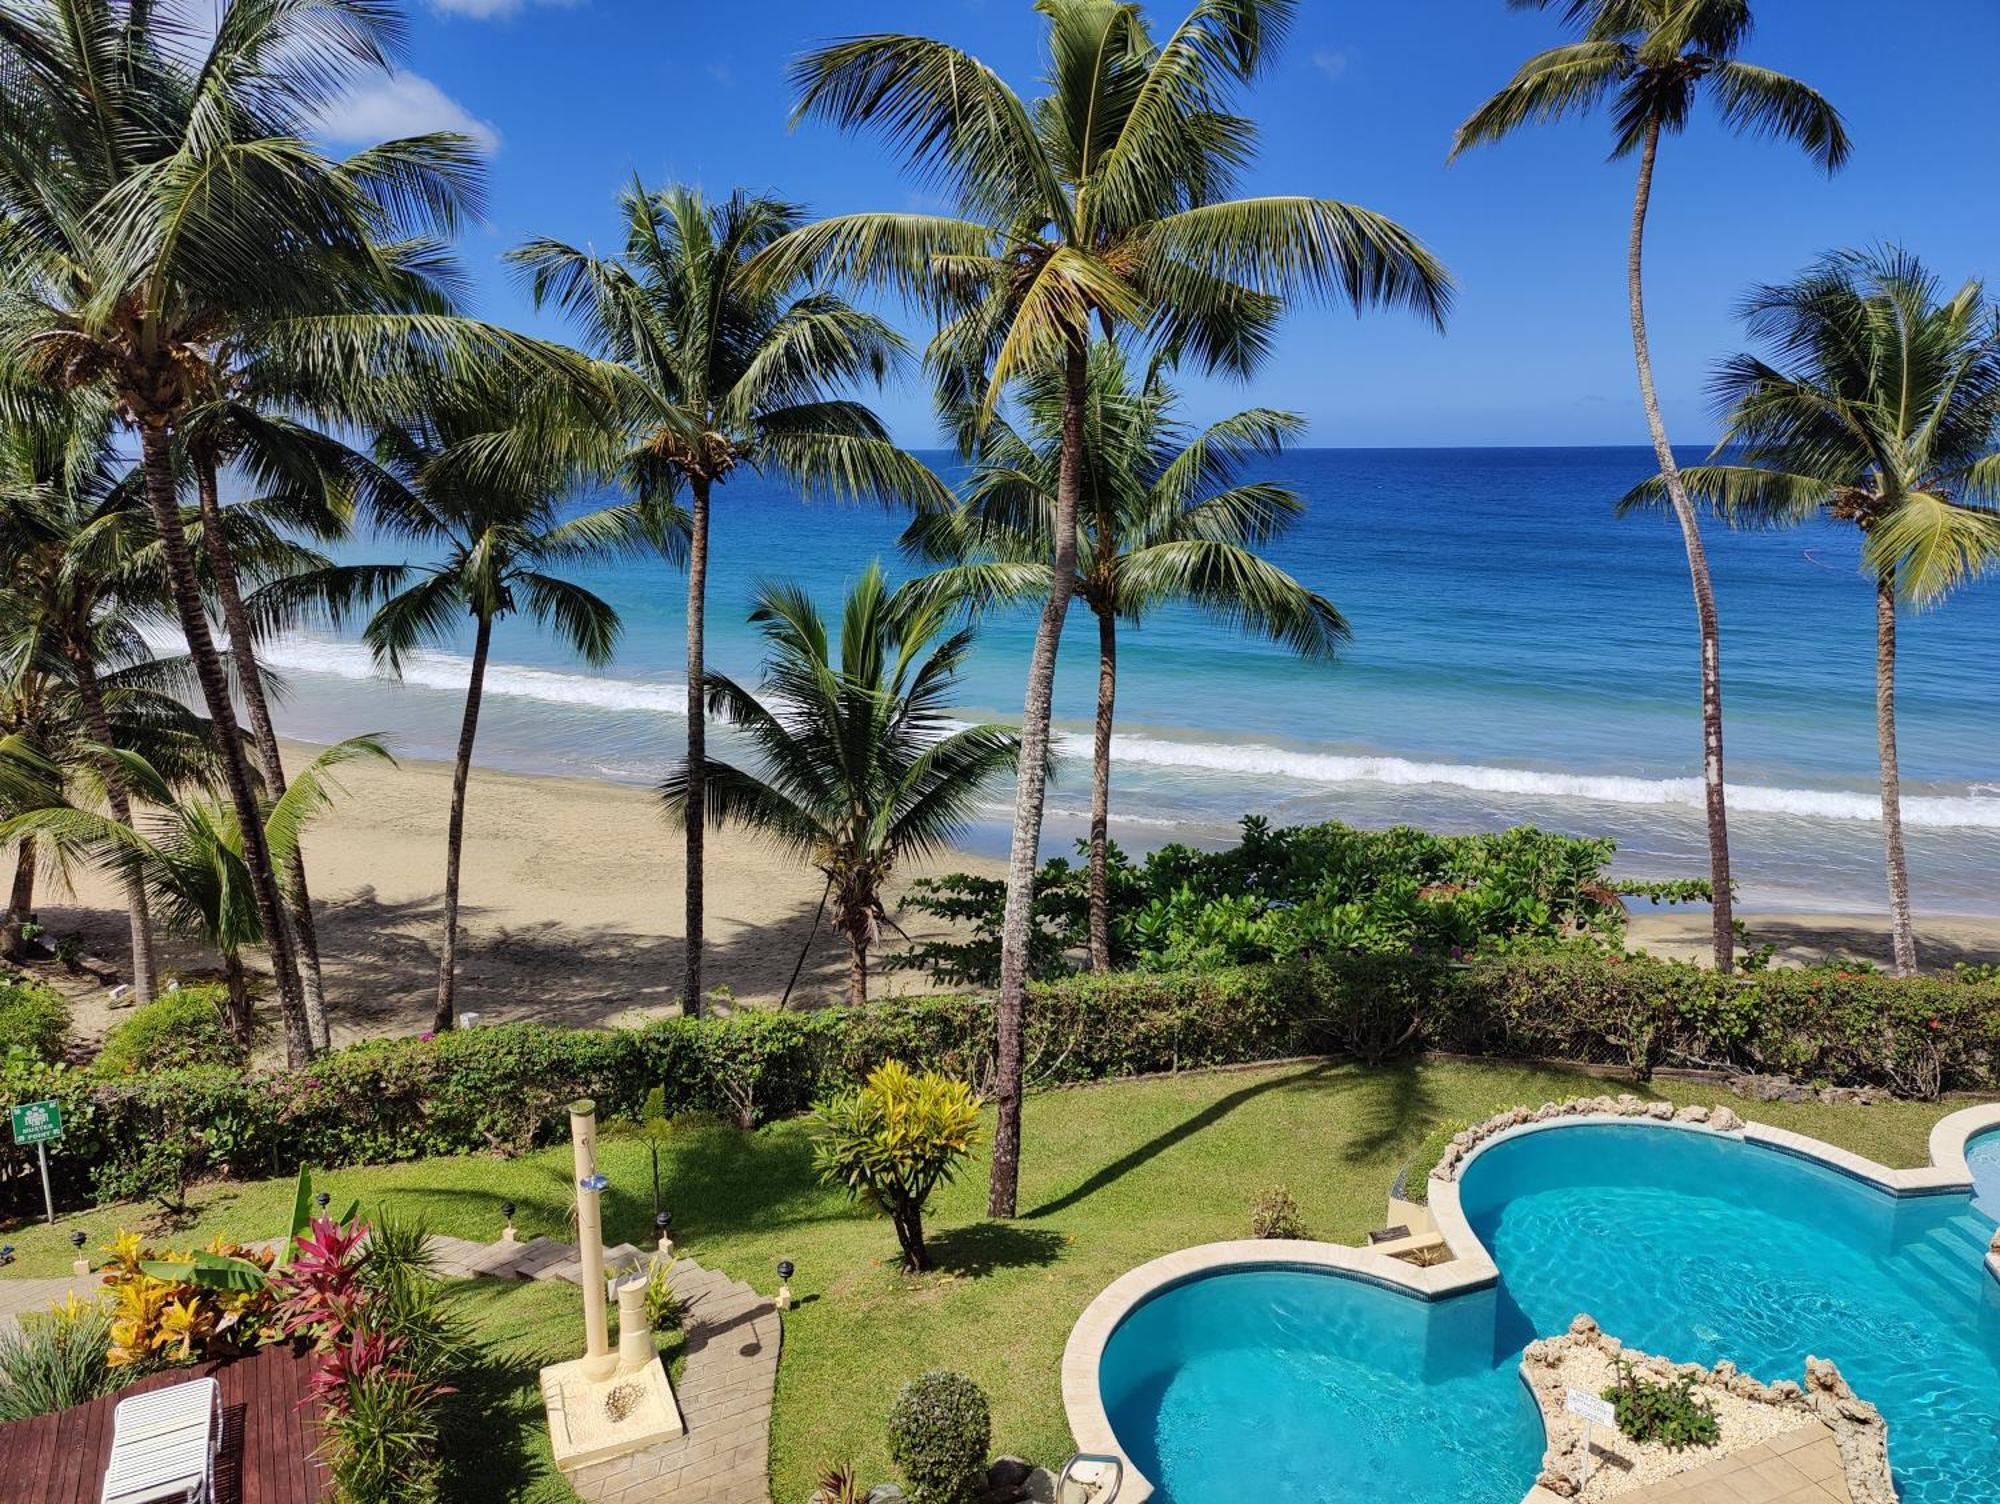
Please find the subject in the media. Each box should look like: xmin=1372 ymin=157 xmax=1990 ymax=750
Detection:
xmin=510 ymin=184 xmax=951 ymax=1016
xmin=0 ymin=0 xmax=486 ymax=1064
xmin=0 ymin=739 xmax=387 ymax=1049
xmin=769 ymin=0 xmax=1450 ymax=1215
xmin=1452 ymin=0 xmax=1851 ymax=972
xmin=1624 ymin=249 xmax=2000 ymax=975
xmin=660 ymin=565 xmax=1018 ymax=1006
xmin=904 ymin=344 xmax=1346 ymax=968
xmin=272 ymin=379 xmax=679 ymax=1032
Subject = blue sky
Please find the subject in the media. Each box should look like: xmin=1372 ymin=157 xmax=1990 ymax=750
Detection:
xmin=316 ymin=0 xmax=2000 ymax=449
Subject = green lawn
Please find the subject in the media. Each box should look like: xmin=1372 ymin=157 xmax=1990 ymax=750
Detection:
xmin=0 ymin=1060 xmax=1974 ymax=1502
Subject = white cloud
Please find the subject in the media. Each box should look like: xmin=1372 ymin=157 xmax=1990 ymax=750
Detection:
xmin=1312 ymin=48 xmax=1350 ymax=83
xmin=316 ymin=71 xmax=500 ymax=152
xmin=427 ymin=0 xmax=580 ymax=17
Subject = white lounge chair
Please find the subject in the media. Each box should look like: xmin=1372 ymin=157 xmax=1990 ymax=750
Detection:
xmin=99 ymin=1377 xmax=222 ymax=1504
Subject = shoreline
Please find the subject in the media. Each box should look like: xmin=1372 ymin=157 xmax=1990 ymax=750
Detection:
xmin=22 ymin=742 xmax=1999 ymax=1055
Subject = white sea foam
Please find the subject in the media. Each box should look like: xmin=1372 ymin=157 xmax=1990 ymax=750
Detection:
xmin=260 ymin=636 xmax=2000 ymax=832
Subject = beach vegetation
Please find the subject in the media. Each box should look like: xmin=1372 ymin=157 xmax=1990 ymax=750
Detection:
xmin=0 ymin=976 xmax=71 ymax=1063
xmin=660 ymin=564 xmax=1019 ymax=1006
xmin=1455 ymin=0 xmax=1852 ymax=975
xmin=512 ymin=184 xmax=949 ymax=1018
xmin=903 ymin=342 xmax=1346 ymax=972
xmin=812 ymin=1061 xmax=983 ymax=1273
xmin=94 ymin=987 xmax=245 ymax=1075
xmin=774 ymin=0 xmax=1452 ymax=1217
xmin=1637 ymin=247 xmax=2000 ymax=977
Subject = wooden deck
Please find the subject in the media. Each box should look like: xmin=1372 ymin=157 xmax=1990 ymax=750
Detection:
xmin=0 ymin=1341 xmax=329 ymax=1504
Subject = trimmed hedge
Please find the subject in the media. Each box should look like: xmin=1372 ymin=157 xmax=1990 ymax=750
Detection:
xmin=0 ymin=977 xmax=71 ymax=1063
xmin=2 ymin=953 xmax=1994 ymax=1211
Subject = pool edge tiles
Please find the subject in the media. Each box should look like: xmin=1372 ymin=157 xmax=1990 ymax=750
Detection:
xmin=1061 ymin=1102 xmax=2000 ymax=1504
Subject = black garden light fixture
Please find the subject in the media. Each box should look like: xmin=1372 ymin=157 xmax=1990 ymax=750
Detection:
xmin=775 ymin=1258 xmax=795 ymax=1311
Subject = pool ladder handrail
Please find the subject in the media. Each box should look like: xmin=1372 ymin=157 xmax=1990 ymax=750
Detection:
xmin=1056 ymin=1452 xmax=1124 ymax=1503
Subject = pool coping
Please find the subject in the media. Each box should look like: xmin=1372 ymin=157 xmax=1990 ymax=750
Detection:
xmin=1060 ymin=1099 xmax=2000 ymax=1503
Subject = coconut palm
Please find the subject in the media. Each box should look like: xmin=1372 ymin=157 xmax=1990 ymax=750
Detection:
xmin=904 ymin=344 xmax=1346 ymax=969
xmin=770 ymin=0 xmax=1450 ymax=1214
xmin=268 ymin=378 xmax=681 ymax=1032
xmin=0 ymin=739 xmax=388 ymax=1048
xmin=1452 ymin=0 xmax=1851 ymax=972
xmin=0 ymin=0 xmax=490 ymax=1064
xmin=510 ymin=183 xmax=951 ymax=1016
xmin=1624 ymin=249 xmax=2000 ymax=975
xmin=660 ymin=565 xmax=1018 ymax=1006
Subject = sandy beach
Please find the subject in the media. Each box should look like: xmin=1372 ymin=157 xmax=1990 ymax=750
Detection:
xmin=19 ymin=742 xmax=1998 ymax=1054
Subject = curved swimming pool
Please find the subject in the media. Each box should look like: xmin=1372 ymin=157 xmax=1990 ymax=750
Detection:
xmin=1097 ymin=1123 xmax=2000 ymax=1504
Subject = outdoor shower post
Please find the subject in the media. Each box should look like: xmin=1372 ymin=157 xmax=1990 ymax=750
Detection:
xmin=570 ymin=1100 xmax=617 ymax=1381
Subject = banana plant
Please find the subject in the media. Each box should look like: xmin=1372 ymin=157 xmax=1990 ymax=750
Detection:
xmin=139 ymin=1166 xmax=356 ymax=1292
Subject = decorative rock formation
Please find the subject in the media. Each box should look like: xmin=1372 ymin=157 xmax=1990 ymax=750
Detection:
xmin=1519 ymin=1318 xmax=1898 ymax=1503
xmin=1430 ymin=1096 xmax=1748 ymax=1184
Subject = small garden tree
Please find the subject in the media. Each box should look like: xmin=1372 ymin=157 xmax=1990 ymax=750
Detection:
xmin=811 ymin=1062 xmax=980 ymax=1273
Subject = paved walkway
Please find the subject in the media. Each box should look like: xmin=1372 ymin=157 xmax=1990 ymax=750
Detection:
xmin=1615 ymin=1422 xmax=1853 ymax=1504
xmin=0 ymin=1274 xmax=94 ymax=1331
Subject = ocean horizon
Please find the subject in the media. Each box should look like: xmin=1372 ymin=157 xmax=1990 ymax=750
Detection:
xmin=254 ymin=445 xmax=2000 ymax=916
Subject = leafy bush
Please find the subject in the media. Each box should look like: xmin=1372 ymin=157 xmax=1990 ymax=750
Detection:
xmin=887 ymin=1370 xmax=991 ymax=1504
xmin=0 ymin=978 xmax=70 ymax=1062
xmin=93 ymin=987 xmax=245 ymax=1076
xmin=893 ymin=818 xmax=1642 ymax=983
xmin=1604 ymin=1361 xmax=1721 ymax=1451
xmin=0 ymin=1295 xmax=116 ymax=1420
xmin=813 ymin=1062 xmax=981 ymax=1272
xmin=1249 ymin=1186 xmax=1307 ymax=1240
xmin=101 ymin=1230 xmax=278 ymax=1367
xmin=641 ymin=1259 xmax=684 ymax=1333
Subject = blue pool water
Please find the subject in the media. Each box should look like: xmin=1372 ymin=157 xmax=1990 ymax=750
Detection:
xmin=1974 ymin=1131 xmax=2000 ymax=1223
xmin=1099 ymin=1124 xmax=2000 ymax=1504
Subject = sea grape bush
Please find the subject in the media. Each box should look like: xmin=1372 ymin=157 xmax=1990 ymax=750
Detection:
xmin=2 ymin=955 xmax=1995 ymax=1212
xmin=891 ymin=819 xmax=1640 ymax=982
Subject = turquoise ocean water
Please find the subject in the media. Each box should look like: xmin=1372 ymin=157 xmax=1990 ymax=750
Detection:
xmin=252 ymin=446 xmax=2000 ymax=913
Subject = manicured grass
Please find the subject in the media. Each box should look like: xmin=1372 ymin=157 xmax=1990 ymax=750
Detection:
xmin=0 ymin=1061 xmax=1975 ymax=1502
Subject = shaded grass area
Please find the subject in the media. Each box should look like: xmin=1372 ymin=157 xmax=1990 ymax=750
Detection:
xmin=0 ymin=1060 xmax=1974 ymax=1502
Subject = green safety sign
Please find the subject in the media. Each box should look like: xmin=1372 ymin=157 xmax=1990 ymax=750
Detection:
xmin=10 ymin=1099 xmax=62 ymax=1146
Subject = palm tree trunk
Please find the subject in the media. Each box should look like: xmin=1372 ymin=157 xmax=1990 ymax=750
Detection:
xmin=194 ymin=460 xmax=329 ymax=1048
xmin=4 ymin=839 xmax=34 ymax=958
xmin=435 ymin=613 xmax=493 ymax=1033
xmin=65 ymin=645 xmax=158 ymax=1003
xmin=1628 ymin=116 xmax=1735 ymax=974
xmin=848 ymin=934 xmax=868 ymax=1008
xmin=1874 ymin=576 xmax=1918 ymax=975
xmin=1087 ymin=605 xmax=1117 ymax=972
xmin=221 ymin=950 xmax=254 ymax=1052
xmin=134 ymin=418 xmax=313 ymax=1066
xmin=989 ymin=337 xmax=1087 ymax=1219
xmin=683 ymin=473 xmax=712 ymax=1018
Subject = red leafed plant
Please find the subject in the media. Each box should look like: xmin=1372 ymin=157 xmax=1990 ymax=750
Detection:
xmin=271 ymin=1217 xmax=373 ymax=1350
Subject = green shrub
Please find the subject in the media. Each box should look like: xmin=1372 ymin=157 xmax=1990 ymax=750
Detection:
xmin=887 ymin=1370 xmax=991 ymax=1504
xmin=1604 ymin=1361 xmax=1720 ymax=1451
xmin=813 ymin=1062 xmax=981 ymax=1273
xmin=0 ymin=1295 xmax=117 ymax=1420
xmin=0 ymin=978 xmax=70 ymax=1063
xmin=94 ymin=987 xmax=244 ymax=1076
xmin=1249 ymin=1186 xmax=1306 ymax=1240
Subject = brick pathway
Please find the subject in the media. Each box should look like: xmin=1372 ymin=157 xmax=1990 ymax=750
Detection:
xmin=0 ymin=1274 xmax=95 ymax=1332
xmin=1613 ymin=1422 xmax=1854 ymax=1504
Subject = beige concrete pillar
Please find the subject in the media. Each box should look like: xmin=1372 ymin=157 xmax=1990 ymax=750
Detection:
xmin=570 ymin=1100 xmax=616 ymax=1381
xmin=616 ymin=1277 xmax=653 ymax=1374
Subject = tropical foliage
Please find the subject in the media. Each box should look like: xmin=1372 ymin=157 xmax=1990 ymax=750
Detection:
xmin=903 ymin=343 xmax=1345 ymax=969
xmin=774 ymin=0 xmax=1451 ymax=1216
xmin=660 ymin=565 xmax=1018 ymax=1006
xmin=1454 ymin=0 xmax=1851 ymax=973
xmin=812 ymin=1062 xmax=983 ymax=1272
xmin=1630 ymin=248 xmax=2000 ymax=976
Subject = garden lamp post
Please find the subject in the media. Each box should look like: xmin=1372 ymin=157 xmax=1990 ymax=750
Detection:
xmin=776 ymin=1258 xmax=795 ymax=1312
xmin=503 ymin=1200 xmax=519 ymax=1243
xmin=70 ymin=1229 xmax=88 ymax=1279
xmin=655 ymin=1209 xmax=673 ymax=1258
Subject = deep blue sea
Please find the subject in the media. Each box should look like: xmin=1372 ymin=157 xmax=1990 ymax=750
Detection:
xmin=254 ymin=447 xmax=2000 ymax=914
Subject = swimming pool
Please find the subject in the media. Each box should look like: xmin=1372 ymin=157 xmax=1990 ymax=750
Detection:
xmin=1094 ymin=1121 xmax=2000 ymax=1504
xmin=1971 ymin=1128 xmax=2000 ymax=1222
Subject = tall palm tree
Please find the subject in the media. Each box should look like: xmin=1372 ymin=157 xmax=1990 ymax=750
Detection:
xmin=769 ymin=0 xmax=1449 ymax=1215
xmin=661 ymin=565 xmax=1018 ymax=1006
xmin=1625 ymin=249 xmax=2000 ymax=975
xmin=904 ymin=344 xmax=1346 ymax=969
xmin=0 ymin=0 xmax=486 ymax=1065
xmin=0 ymin=739 xmax=386 ymax=1049
xmin=510 ymin=184 xmax=951 ymax=1016
xmin=272 ymin=379 xmax=680 ymax=1032
xmin=1452 ymin=0 xmax=1851 ymax=972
